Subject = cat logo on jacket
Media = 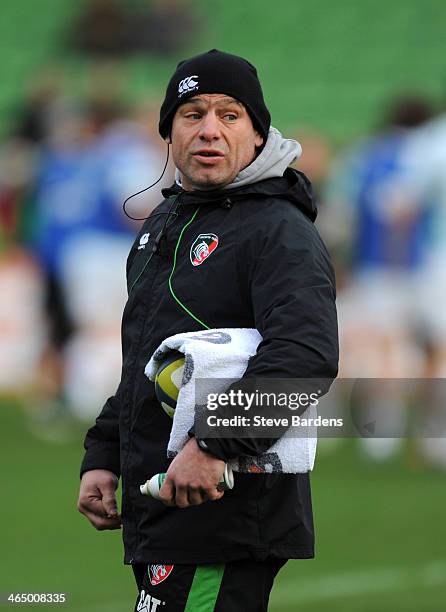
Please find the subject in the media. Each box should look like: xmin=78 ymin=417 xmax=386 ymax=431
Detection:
xmin=190 ymin=233 xmax=219 ymax=266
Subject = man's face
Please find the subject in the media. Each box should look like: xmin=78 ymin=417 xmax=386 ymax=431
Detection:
xmin=170 ymin=93 xmax=264 ymax=191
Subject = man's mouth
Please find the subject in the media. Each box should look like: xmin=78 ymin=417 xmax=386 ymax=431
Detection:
xmin=192 ymin=150 xmax=225 ymax=163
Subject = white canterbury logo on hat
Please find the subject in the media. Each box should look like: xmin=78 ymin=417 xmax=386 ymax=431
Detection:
xmin=178 ymin=75 xmax=199 ymax=96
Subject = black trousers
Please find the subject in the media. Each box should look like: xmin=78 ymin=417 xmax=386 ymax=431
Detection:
xmin=132 ymin=558 xmax=287 ymax=612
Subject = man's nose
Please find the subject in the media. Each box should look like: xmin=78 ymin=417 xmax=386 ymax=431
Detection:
xmin=198 ymin=112 xmax=221 ymax=141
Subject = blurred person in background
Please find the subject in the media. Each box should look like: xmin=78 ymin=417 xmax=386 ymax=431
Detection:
xmin=13 ymin=66 xmax=64 ymax=147
xmin=0 ymin=68 xmax=66 ymax=406
xmin=319 ymin=94 xmax=434 ymax=461
xmin=68 ymin=0 xmax=133 ymax=57
xmin=68 ymin=0 xmax=202 ymax=58
xmin=291 ymin=128 xmax=333 ymax=202
xmin=392 ymin=99 xmax=446 ymax=467
xmin=0 ymin=128 xmax=46 ymax=397
xmin=24 ymin=77 xmax=170 ymax=421
xmin=131 ymin=0 xmax=203 ymax=56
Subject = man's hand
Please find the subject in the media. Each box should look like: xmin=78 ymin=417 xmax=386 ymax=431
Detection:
xmin=78 ymin=469 xmax=122 ymax=530
xmin=160 ymin=438 xmax=225 ymax=508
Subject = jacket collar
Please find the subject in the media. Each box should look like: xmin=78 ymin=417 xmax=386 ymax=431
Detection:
xmin=162 ymin=167 xmax=317 ymax=222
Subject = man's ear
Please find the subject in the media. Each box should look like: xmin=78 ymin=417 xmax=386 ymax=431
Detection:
xmin=254 ymin=130 xmax=264 ymax=149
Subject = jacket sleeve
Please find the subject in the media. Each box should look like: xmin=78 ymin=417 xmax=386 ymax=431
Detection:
xmin=80 ymin=387 xmax=122 ymax=478
xmin=194 ymin=202 xmax=339 ymax=461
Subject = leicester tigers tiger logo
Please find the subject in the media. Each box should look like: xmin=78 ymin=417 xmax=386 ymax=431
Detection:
xmin=148 ymin=564 xmax=174 ymax=586
xmin=190 ymin=234 xmax=219 ymax=266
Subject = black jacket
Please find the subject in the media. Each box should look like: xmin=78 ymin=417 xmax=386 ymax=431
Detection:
xmin=80 ymin=168 xmax=339 ymax=564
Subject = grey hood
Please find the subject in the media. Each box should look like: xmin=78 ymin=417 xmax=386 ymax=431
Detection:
xmin=175 ymin=126 xmax=302 ymax=189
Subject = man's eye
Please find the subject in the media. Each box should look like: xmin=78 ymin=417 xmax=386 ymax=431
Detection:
xmin=185 ymin=113 xmax=201 ymax=120
xmin=224 ymin=114 xmax=237 ymax=121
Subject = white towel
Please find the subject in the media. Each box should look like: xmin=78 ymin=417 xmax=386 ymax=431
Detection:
xmin=145 ymin=328 xmax=317 ymax=473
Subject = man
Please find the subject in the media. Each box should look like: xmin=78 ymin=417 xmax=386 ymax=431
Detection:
xmin=78 ymin=49 xmax=338 ymax=611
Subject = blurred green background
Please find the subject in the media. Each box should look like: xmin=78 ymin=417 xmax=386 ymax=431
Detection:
xmin=2 ymin=1 xmax=446 ymax=610
xmin=1 ymin=0 xmax=445 ymax=142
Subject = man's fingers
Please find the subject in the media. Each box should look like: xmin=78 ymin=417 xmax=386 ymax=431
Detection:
xmin=78 ymin=470 xmax=121 ymax=528
xmin=187 ymin=486 xmax=206 ymax=506
xmin=78 ymin=496 xmax=108 ymax=518
xmin=206 ymin=488 xmax=225 ymax=502
xmin=169 ymin=482 xmax=224 ymax=508
xmin=174 ymin=484 xmax=190 ymax=508
xmin=159 ymin=478 xmax=176 ymax=507
xmin=94 ymin=517 xmax=122 ymax=531
xmin=158 ymin=474 xmax=226 ymax=507
xmin=102 ymin=492 xmax=119 ymax=518
xmin=78 ymin=494 xmax=122 ymax=529
xmin=81 ymin=509 xmax=122 ymax=531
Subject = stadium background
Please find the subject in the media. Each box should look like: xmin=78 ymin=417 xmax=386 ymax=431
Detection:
xmin=1 ymin=1 xmax=446 ymax=610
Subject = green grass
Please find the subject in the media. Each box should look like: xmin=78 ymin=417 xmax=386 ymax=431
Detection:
xmin=1 ymin=402 xmax=134 ymax=610
xmin=1 ymin=402 xmax=446 ymax=611
xmin=270 ymin=441 xmax=446 ymax=611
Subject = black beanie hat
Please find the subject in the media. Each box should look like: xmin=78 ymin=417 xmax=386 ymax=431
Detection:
xmin=159 ymin=49 xmax=271 ymax=141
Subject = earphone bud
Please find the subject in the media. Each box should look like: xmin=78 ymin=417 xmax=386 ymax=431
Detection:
xmin=165 ymin=136 xmax=172 ymax=144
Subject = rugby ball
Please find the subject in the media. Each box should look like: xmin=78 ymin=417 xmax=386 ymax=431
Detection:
xmin=154 ymin=350 xmax=185 ymax=418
